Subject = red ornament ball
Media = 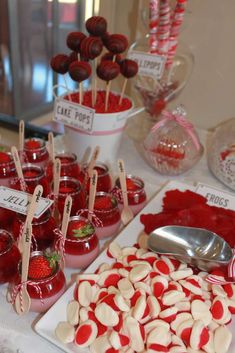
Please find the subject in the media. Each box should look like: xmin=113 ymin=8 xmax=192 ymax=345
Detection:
xmin=105 ymin=34 xmax=128 ymax=54
xmin=85 ymin=16 xmax=107 ymax=36
xmin=50 ymin=54 xmax=70 ymax=74
xmin=69 ymin=61 xmax=92 ymax=82
xmin=66 ymin=32 xmax=86 ymax=52
xmin=120 ymin=59 xmax=138 ymax=78
xmin=96 ymin=60 xmax=120 ymax=81
xmin=80 ymin=36 xmax=103 ymax=60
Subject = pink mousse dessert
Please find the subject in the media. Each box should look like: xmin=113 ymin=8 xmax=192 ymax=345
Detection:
xmin=93 ymin=192 xmax=121 ymax=239
xmin=64 ymin=216 xmax=99 ymax=269
xmin=14 ymin=251 xmax=66 ymax=313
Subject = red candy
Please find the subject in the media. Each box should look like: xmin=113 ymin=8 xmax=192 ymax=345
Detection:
xmin=80 ymin=36 xmax=103 ymax=60
xmin=105 ymin=34 xmax=128 ymax=54
xmin=96 ymin=61 xmax=120 ymax=81
xmin=85 ymin=16 xmax=107 ymax=36
xmin=50 ymin=54 xmax=70 ymax=74
xmin=120 ymin=59 xmax=138 ymax=78
xmin=66 ymin=32 xmax=86 ymax=52
xmin=68 ymin=61 xmax=91 ymax=82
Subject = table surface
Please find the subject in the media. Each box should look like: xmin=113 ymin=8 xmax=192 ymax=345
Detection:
xmin=0 ymin=125 xmax=232 ymax=353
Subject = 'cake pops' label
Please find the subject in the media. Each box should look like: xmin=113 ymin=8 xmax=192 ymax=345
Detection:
xmin=128 ymin=50 xmax=166 ymax=79
xmin=54 ymin=98 xmax=95 ymax=133
xmin=0 ymin=186 xmax=53 ymax=218
xmin=195 ymin=183 xmax=235 ymax=209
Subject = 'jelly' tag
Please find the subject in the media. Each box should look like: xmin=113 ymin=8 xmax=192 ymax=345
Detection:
xmin=128 ymin=50 xmax=166 ymax=79
xmin=0 ymin=186 xmax=53 ymax=218
xmin=53 ymin=98 xmax=95 ymax=133
xmin=195 ymin=183 xmax=235 ymax=210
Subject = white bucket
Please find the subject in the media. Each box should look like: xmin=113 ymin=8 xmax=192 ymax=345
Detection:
xmin=62 ymin=93 xmax=144 ymax=163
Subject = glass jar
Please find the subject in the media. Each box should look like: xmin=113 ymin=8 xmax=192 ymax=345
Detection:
xmin=114 ymin=175 xmax=147 ymax=215
xmin=46 ymin=152 xmax=80 ymax=183
xmin=78 ymin=162 xmax=112 ymax=193
xmin=0 ymin=152 xmax=17 ymax=187
xmin=93 ymin=192 xmax=121 ymax=239
xmin=12 ymin=211 xmax=57 ymax=250
xmin=23 ymin=138 xmax=49 ymax=168
xmin=0 ymin=230 xmax=21 ymax=284
xmin=12 ymin=164 xmax=51 ymax=197
xmin=64 ymin=216 xmax=99 ymax=269
xmin=58 ymin=177 xmax=86 ymax=216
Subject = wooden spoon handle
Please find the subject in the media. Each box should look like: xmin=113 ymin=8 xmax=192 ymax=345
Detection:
xmin=21 ymin=221 xmax=32 ymax=282
xmin=88 ymin=170 xmax=98 ymax=218
xmin=19 ymin=120 xmax=25 ymax=151
xmin=117 ymin=159 xmax=128 ymax=208
xmin=61 ymin=195 xmax=72 ymax=236
xmin=87 ymin=146 xmax=100 ymax=177
xmin=48 ymin=132 xmax=55 ymax=162
xmin=11 ymin=146 xmax=24 ymax=180
xmin=53 ymin=158 xmax=61 ymax=197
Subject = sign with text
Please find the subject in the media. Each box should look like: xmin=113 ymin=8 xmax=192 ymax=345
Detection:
xmin=128 ymin=50 xmax=166 ymax=79
xmin=54 ymin=98 xmax=95 ymax=133
xmin=195 ymin=183 xmax=235 ymax=210
xmin=0 ymin=186 xmax=53 ymax=218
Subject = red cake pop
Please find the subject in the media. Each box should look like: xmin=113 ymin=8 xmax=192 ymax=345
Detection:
xmin=80 ymin=36 xmax=103 ymax=60
xmin=69 ymin=61 xmax=91 ymax=82
xmin=96 ymin=60 xmax=120 ymax=82
xmin=101 ymin=52 xmax=122 ymax=65
xmin=101 ymin=32 xmax=110 ymax=47
xmin=105 ymin=34 xmax=128 ymax=54
xmin=50 ymin=54 xmax=70 ymax=74
xmin=120 ymin=59 xmax=138 ymax=78
xmin=85 ymin=16 xmax=107 ymax=37
xmin=66 ymin=32 xmax=86 ymax=52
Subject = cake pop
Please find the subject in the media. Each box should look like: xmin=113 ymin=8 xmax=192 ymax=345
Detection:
xmin=80 ymin=37 xmax=103 ymax=60
xmin=85 ymin=16 xmax=107 ymax=37
xmin=105 ymin=34 xmax=128 ymax=54
xmin=50 ymin=54 xmax=70 ymax=74
xmin=69 ymin=61 xmax=92 ymax=104
xmin=119 ymin=59 xmax=138 ymax=104
xmin=66 ymin=32 xmax=86 ymax=53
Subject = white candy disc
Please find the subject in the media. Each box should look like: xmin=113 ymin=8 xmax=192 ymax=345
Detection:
xmin=202 ymin=330 xmax=214 ymax=353
xmin=78 ymin=281 xmax=92 ymax=307
xmin=191 ymin=299 xmax=212 ymax=326
xmin=109 ymin=330 xmax=130 ymax=349
xmin=135 ymin=281 xmax=151 ymax=295
xmin=210 ymin=296 xmax=229 ymax=324
xmin=147 ymin=325 xmax=171 ymax=347
xmin=95 ymin=302 xmax=119 ymax=326
xmin=162 ymin=290 xmax=185 ymax=306
xmin=180 ymin=278 xmax=202 ymax=296
xmin=214 ymin=326 xmax=232 ymax=353
xmin=212 ymin=284 xmax=227 ymax=298
xmin=171 ymin=313 xmax=192 ymax=333
xmin=190 ymin=319 xmax=209 ymax=350
xmin=136 ymin=248 xmax=148 ymax=258
xmin=114 ymin=293 xmax=130 ymax=312
xmin=170 ymin=268 xmax=193 ymax=281
xmin=107 ymin=285 xmax=120 ymax=294
xmin=97 ymin=263 xmax=111 ymax=273
xmin=55 ymin=321 xmax=75 ymax=343
xmin=132 ymin=295 xmax=147 ymax=321
xmin=74 ymin=320 xmax=98 ymax=347
xmin=169 ymin=347 xmax=187 ymax=353
xmin=129 ymin=260 xmax=152 ymax=270
xmin=119 ymin=268 xmax=131 ymax=278
xmin=109 ymin=241 xmax=122 ymax=259
xmin=159 ymin=307 xmax=178 ymax=322
xmin=175 ymin=300 xmax=191 ymax=312
xmin=118 ymin=278 xmax=135 ymax=299
xmin=129 ymin=264 xmax=150 ymax=283
xmin=67 ymin=300 xmax=80 ymax=326
xmin=93 ymin=288 xmax=108 ymax=303
xmin=150 ymin=276 xmax=168 ymax=298
xmin=98 ymin=269 xmax=120 ymax=287
xmin=144 ymin=319 xmax=170 ymax=334
xmin=125 ymin=316 xmax=145 ymax=352
xmin=176 ymin=319 xmax=194 ymax=346
xmin=79 ymin=307 xmax=89 ymax=322
xmin=90 ymin=335 xmax=112 ymax=353
xmin=121 ymin=246 xmax=137 ymax=256
xmin=147 ymin=295 xmax=161 ymax=319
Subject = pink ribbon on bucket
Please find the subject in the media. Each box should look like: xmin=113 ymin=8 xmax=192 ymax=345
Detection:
xmin=151 ymin=109 xmax=200 ymax=151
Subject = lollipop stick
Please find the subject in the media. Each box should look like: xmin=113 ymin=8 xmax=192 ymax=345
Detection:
xmin=105 ymin=81 xmax=111 ymax=112
xmin=119 ymin=78 xmax=128 ymax=105
xmin=88 ymin=170 xmax=98 ymax=222
xmin=93 ymin=58 xmax=98 ymax=106
xmin=63 ymin=75 xmax=72 ymax=101
xmin=19 ymin=120 xmax=25 ymax=152
xmin=79 ymin=82 xmax=83 ymax=105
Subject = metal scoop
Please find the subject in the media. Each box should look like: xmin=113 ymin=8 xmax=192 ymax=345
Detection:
xmin=148 ymin=225 xmax=233 ymax=272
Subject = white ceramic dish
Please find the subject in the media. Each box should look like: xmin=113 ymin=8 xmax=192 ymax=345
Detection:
xmin=35 ymin=180 xmax=235 ymax=353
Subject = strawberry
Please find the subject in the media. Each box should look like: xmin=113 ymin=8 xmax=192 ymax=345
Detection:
xmin=126 ymin=178 xmax=138 ymax=191
xmin=67 ymin=220 xmax=94 ymax=239
xmin=25 ymin=139 xmax=41 ymax=150
xmin=0 ymin=151 xmax=11 ymax=163
xmin=28 ymin=252 xmax=60 ymax=279
xmin=94 ymin=195 xmax=114 ymax=210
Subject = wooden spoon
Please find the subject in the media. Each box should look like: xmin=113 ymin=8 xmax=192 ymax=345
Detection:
xmin=87 ymin=146 xmax=100 ymax=177
xmin=53 ymin=158 xmax=61 ymax=221
xmin=117 ymin=159 xmax=134 ymax=225
xmin=19 ymin=120 xmax=25 ymax=152
xmin=88 ymin=170 xmax=98 ymax=222
xmin=60 ymin=195 xmax=72 ymax=269
xmin=14 ymin=185 xmax=43 ymax=315
xmin=48 ymin=132 xmax=55 ymax=162
xmin=11 ymin=146 xmax=25 ymax=181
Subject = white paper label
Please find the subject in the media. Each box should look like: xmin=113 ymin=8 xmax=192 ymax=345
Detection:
xmin=128 ymin=50 xmax=166 ymax=79
xmin=53 ymin=98 xmax=95 ymax=133
xmin=0 ymin=186 xmax=53 ymax=218
xmin=195 ymin=183 xmax=235 ymax=210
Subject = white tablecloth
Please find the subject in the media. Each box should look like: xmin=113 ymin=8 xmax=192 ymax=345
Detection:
xmin=0 ymin=126 xmax=231 ymax=353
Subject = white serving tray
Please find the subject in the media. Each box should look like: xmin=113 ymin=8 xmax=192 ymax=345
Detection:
xmin=35 ymin=180 xmax=235 ymax=353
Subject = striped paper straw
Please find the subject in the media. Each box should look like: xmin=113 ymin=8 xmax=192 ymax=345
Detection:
xmin=149 ymin=0 xmax=159 ymax=53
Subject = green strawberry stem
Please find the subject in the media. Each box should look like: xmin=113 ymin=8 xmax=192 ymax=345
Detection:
xmin=72 ymin=224 xmax=94 ymax=238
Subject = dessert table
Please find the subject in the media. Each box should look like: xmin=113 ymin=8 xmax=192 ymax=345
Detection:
xmin=0 ymin=123 xmax=232 ymax=353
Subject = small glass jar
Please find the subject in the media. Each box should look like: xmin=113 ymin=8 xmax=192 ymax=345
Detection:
xmin=64 ymin=216 xmax=99 ymax=269
xmin=114 ymin=175 xmax=147 ymax=215
xmin=46 ymin=152 xmax=80 ymax=183
xmin=12 ymin=164 xmax=51 ymax=197
xmin=0 ymin=230 xmax=21 ymax=284
xmin=0 ymin=207 xmax=16 ymax=232
xmin=93 ymin=192 xmax=121 ymax=239
xmin=58 ymin=177 xmax=86 ymax=216
xmin=78 ymin=162 xmax=112 ymax=192
xmin=12 ymin=211 xmax=57 ymax=250
xmin=15 ymin=251 xmax=66 ymax=313
xmin=23 ymin=138 xmax=49 ymax=168
xmin=0 ymin=152 xmax=17 ymax=187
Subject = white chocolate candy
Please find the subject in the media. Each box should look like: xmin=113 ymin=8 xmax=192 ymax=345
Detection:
xmin=212 ymin=284 xmax=227 ymax=298
xmin=129 ymin=264 xmax=150 ymax=283
xmin=78 ymin=281 xmax=92 ymax=307
xmin=147 ymin=295 xmax=161 ymax=319
xmin=162 ymin=290 xmax=185 ymax=306
xmin=95 ymin=302 xmax=119 ymax=326
xmin=77 ymin=273 xmax=99 ymax=283
xmin=125 ymin=316 xmax=145 ymax=352
xmin=190 ymin=319 xmax=209 ymax=350
xmin=170 ymin=268 xmax=193 ymax=281
xmin=67 ymin=300 xmax=80 ymax=326
xmin=118 ymin=278 xmax=135 ymax=299
xmin=132 ymin=295 xmax=146 ymax=321
xmin=144 ymin=319 xmax=170 ymax=334
xmin=109 ymin=241 xmax=122 ymax=259
xmin=98 ymin=269 xmax=120 ymax=287
xmin=114 ymin=293 xmax=130 ymax=312
xmin=214 ymin=326 xmax=232 ymax=353
xmin=55 ymin=321 xmax=75 ymax=343
xmin=109 ymin=330 xmax=130 ymax=349
xmin=90 ymin=335 xmax=112 ymax=353
xmin=171 ymin=313 xmax=192 ymax=333
xmin=97 ymin=263 xmax=111 ymax=273
xmin=74 ymin=320 xmax=98 ymax=347
xmin=147 ymin=325 xmax=171 ymax=347
xmin=202 ymin=330 xmax=215 ymax=353
xmin=191 ymin=299 xmax=212 ymax=326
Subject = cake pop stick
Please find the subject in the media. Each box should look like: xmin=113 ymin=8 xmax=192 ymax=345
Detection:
xmin=119 ymin=59 xmax=138 ymax=105
xmin=68 ymin=61 xmax=92 ymax=105
xmin=88 ymin=170 xmax=98 ymax=222
xmin=60 ymin=195 xmax=72 ymax=269
xmin=11 ymin=146 xmax=27 ymax=192
xmin=19 ymin=120 xmax=25 ymax=152
xmin=50 ymin=54 xmax=72 ymax=101
xmin=14 ymin=185 xmax=43 ymax=315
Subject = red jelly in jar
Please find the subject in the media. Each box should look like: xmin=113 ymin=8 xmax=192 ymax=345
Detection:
xmin=12 ymin=211 xmax=57 ymax=250
xmin=78 ymin=162 xmax=112 ymax=192
xmin=14 ymin=251 xmax=66 ymax=313
xmin=64 ymin=216 xmax=99 ymax=269
xmin=0 ymin=230 xmax=21 ymax=284
xmin=114 ymin=175 xmax=147 ymax=215
xmin=58 ymin=177 xmax=86 ymax=216
xmin=23 ymin=138 xmax=49 ymax=168
xmin=13 ymin=164 xmax=51 ymax=197
xmin=93 ymin=192 xmax=121 ymax=239
xmin=0 ymin=152 xmax=17 ymax=187
xmin=46 ymin=153 xmax=80 ymax=182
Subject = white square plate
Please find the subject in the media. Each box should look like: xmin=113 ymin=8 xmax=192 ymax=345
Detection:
xmin=35 ymin=180 xmax=235 ymax=353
